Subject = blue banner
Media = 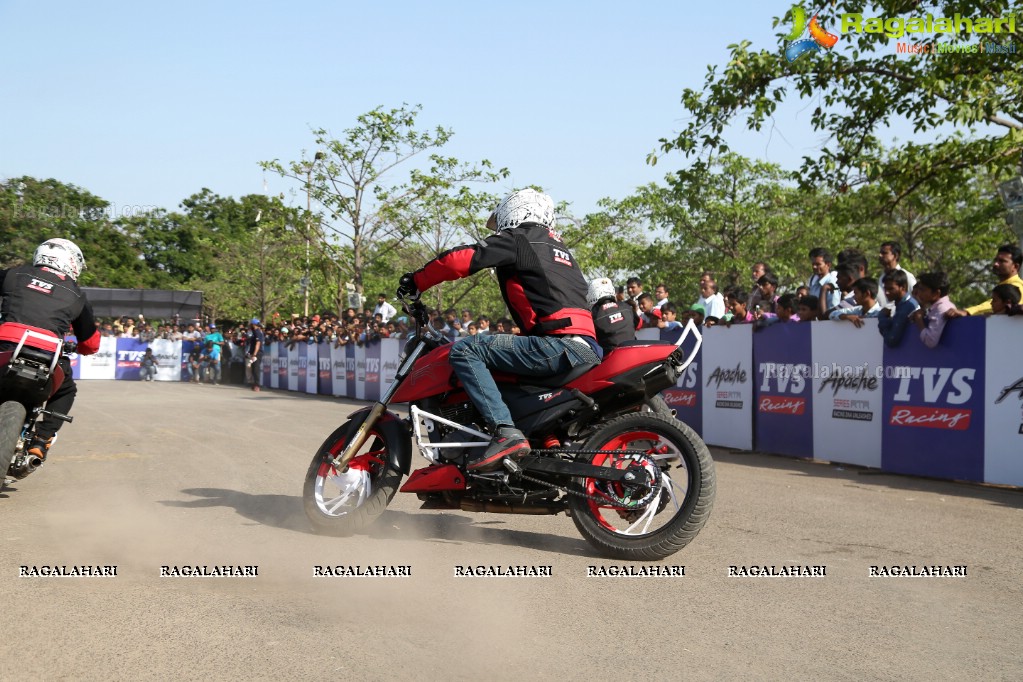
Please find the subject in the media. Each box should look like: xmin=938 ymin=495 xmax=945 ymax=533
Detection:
xmin=365 ymin=341 xmax=381 ymax=402
xmin=318 ymin=342 xmax=333 ymax=396
xmin=297 ymin=343 xmax=308 ymax=394
xmin=659 ymin=326 xmax=702 ymax=435
xmin=345 ymin=344 xmax=356 ymax=398
xmin=753 ymin=323 xmax=814 ymax=458
xmin=882 ymin=317 xmax=985 ymax=481
xmin=261 ymin=345 xmax=272 ymax=387
xmin=276 ymin=342 xmax=288 ymax=388
xmin=181 ymin=340 xmax=198 ymax=382
xmin=115 ymin=338 xmax=149 ymax=380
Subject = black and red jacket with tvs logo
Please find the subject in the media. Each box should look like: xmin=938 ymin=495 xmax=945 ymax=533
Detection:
xmin=413 ymin=223 xmax=596 ymax=341
xmin=0 ymin=264 xmax=101 ymax=354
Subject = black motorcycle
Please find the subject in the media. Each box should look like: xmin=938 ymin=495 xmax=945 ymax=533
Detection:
xmin=0 ymin=325 xmax=75 ymax=491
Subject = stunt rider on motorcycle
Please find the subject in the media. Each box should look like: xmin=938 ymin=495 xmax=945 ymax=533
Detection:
xmin=0 ymin=239 xmax=101 ymax=462
xmin=587 ymin=277 xmax=637 ymax=355
xmin=397 ymin=189 xmax=602 ymax=473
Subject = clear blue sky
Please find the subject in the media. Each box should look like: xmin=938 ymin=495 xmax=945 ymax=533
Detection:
xmin=1 ymin=1 xmax=825 ymax=218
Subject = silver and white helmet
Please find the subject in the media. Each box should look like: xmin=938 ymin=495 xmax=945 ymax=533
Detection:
xmin=492 ymin=188 xmax=556 ymax=232
xmin=586 ymin=277 xmax=616 ymax=307
xmin=33 ymin=238 xmax=86 ymax=281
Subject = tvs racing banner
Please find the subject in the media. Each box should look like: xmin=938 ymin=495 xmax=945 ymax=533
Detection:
xmin=882 ymin=317 xmax=985 ymax=481
xmin=753 ymin=322 xmax=813 ymax=458
xmin=700 ymin=325 xmax=753 ymax=450
xmin=653 ymin=326 xmax=702 ymax=436
xmin=318 ymin=342 xmax=333 ymax=396
xmin=811 ymin=320 xmax=883 ymax=468
xmin=364 ymin=341 xmax=381 ymax=402
xmin=114 ymin=338 xmax=149 ymax=380
xmin=983 ymin=317 xmax=1023 ymax=486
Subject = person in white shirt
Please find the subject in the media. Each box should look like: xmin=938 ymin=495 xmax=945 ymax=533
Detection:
xmin=807 ymin=247 xmax=841 ymax=319
xmin=373 ymin=293 xmax=397 ymax=323
xmin=695 ymin=272 xmax=726 ymax=320
xmin=653 ymin=283 xmax=670 ymax=309
xmin=829 ymin=278 xmax=882 ymax=326
xmin=876 ymin=241 xmax=916 ymax=308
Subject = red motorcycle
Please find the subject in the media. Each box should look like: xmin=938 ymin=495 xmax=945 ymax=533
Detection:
xmin=0 ymin=324 xmax=75 ymax=491
xmin=302 ymin=296 xmax=714 ymax=560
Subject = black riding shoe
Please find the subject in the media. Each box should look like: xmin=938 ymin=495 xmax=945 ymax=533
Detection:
xmin=467 ymin=427 xmax=531 ymax=473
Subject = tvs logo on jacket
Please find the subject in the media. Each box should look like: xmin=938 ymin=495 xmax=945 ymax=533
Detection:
xmin=28 ymin=278 xmax=54 ymax=294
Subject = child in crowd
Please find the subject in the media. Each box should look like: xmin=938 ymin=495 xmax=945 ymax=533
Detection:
xmin=724 ymin=287 xmax=754 ymax=324
xmin=756 ymin=273 xmax=780 ymax=314
xmin=658 ymin=303 xmax=683 ymax=331
xmin=911 ymin=272 xmax=954 ymax=348
xmin=687 ymin=305 xmax=706 ymax=326
xmin=878 ymin=270 xmax=920 ymax=347
xmin=796 ymin=294 xmax=819 ymax=322
xmin=990 ymin=283 xmax=1022 ymax=315
xmin=776 ymin=294 xmax=799 ymax=323
xmin=830 ymin=278 xmax=881 ymax=327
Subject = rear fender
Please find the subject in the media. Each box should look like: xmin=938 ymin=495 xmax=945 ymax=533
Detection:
xmin=319 ymin=407 xmax=412 ymax=476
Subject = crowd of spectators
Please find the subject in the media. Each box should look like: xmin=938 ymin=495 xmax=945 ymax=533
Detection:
xmin=614 ymin=242 xmax=1023 ymax=349
xmin=91 ymin=243 xmax=1022 ymax=374
xmin=91 ymin=289 xmax=535 ymax=383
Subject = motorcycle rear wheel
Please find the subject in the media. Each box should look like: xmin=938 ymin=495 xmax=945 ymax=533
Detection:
xmin=568 ymin=412 xmax=715 ymax=561
xmin=0 ymin=401 xmax=27 ymax=492
xmin=642 ymin=394 xmax=674 ymax=418
xmin=302 ymin=419 xmax=403 ymax=536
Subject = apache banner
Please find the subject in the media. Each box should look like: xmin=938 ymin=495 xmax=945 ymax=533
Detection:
xmin=983 ymin=317 xmax=1023 ymax=486
xmin=810 ymin=320 xmax=883 ymax=468
xmin=701 ymin=325 xmax=753 ymax=451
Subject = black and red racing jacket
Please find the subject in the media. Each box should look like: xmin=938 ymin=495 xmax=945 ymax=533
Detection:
xmin=0 ymin=264 xmax=101 ymax=355
xmin=413 ymin=222 xmax=597 ymax=342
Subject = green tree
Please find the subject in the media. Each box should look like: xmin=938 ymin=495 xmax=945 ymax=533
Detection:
xmin=0 ymin=176 xmax=151 ymax=287
xmin=260 ymin=104 xmax=508 ymax=312
xmin=199 ymin=194 xmax=309 ymax=321
xmin=607 ymin=154 xmax=837 ymax=296
xmin=834 ymin=169 xmax=1015 ymax=306
xmin=655 ymin=1 xmax=1022 ymax=205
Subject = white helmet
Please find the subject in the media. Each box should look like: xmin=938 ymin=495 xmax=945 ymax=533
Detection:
xmin=33 ymin=238 xmax=86 ymax=281
xmin=492 ymin=188 xmax=555 ymax=232
xmin=586 ymin=277 xmax=616 ymax=307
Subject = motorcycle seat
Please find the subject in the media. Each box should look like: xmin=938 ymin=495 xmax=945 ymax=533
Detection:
xmin=616 ymin=339 xmax=675 ymax=347
xmin=520 ymin=360 xmax=599 ymax=388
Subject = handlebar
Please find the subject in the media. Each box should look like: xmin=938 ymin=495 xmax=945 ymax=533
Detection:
xmin=395 ymin=292 xmax=444 ymax=342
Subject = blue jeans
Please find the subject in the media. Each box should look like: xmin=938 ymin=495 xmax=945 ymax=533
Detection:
xmin=141 ymin=365 xmax=157 ymax=381
xmin=448 ymin=334 xmax=599 ymax=430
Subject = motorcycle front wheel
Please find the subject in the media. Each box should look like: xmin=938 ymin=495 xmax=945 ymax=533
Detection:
xmin=568 ymin=412 xmax=715 ymax=561
xmin=302 ymin=418 xmax=404 ymax=536
xmin=0 ymin=401 xmax=27 ymax=491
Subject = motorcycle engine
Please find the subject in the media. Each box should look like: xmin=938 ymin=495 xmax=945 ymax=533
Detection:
xmin=436 ymin=426 xmax=483 ymax=462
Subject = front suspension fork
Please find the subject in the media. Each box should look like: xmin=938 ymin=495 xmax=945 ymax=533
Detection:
xmin=330 ymin=402 xmax=387 ymax=472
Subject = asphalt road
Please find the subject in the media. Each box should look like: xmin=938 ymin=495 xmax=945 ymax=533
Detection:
xmin=1 ymin=381 xmax=1020 ymax=681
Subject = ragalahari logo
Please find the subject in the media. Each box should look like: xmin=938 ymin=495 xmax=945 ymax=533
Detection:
xmin=784 ymin=5 xmax=840 ymax=62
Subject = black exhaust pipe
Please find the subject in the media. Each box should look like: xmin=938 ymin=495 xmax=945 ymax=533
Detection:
xmin=9 ymin=454 xmax=43 ymax=480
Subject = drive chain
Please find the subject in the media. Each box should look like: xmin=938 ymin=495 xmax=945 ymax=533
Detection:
xmin=513 ymin=448 xmax=658 ymax=507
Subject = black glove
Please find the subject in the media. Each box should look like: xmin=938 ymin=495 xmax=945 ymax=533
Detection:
xmin=396 ymin=272 xmax=420 ymax=301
